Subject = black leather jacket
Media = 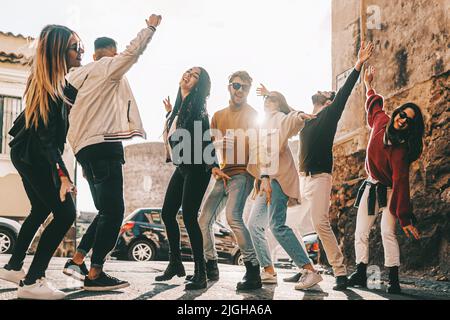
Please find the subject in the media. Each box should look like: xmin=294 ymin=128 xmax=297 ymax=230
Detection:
xmin=9 ymin=85 xmax=77 ymax=188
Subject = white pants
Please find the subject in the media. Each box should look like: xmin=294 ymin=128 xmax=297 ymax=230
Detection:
xmin=299 ymin=173 xmax=347 ymax=276
xmin=354 ymin=182 xmax=400 ymax=267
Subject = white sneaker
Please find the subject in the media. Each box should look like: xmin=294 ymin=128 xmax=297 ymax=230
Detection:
xmin=261 ymin=271 xmax=278 ymax=284
xmin=294 ymin=270 xmax=323 ymax=290
xmin=0 ymin=266 xmax=26 ymax=284
xmin=17 ymin=278 xmax=66 ymax=300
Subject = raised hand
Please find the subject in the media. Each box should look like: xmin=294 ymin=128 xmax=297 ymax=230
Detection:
xmin=257 ymin=83 xmax=270 ymax=97
xmin=163 ymin=96 xmax=172 ymax=113
xmin=364 ymin=65 xmax=375 ymax=90
xmin=146 ymin=14 xmax=162 ymax=28
xmin=356 ymin=41 xmax=375 ymax=71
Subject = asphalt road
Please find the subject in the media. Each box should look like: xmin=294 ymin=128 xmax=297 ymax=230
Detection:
xmin=0 ymin=255 xmax=449 ymax=300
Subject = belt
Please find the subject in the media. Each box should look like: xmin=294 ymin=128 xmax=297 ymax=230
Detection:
xmin=299 ymin=171 xmax=327 ymax=177
xmin=354 ymin=180 xmax=388 ymax=216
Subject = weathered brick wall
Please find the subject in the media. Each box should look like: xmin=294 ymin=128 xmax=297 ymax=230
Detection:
xmin=331 ymin=0 xmax=449 ymax=276
xmin=331 ymin=72 xmax=449 ymax=275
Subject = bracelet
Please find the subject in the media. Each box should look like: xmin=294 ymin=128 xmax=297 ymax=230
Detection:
xmin=147 ymin=25 xmax=157 ymax=32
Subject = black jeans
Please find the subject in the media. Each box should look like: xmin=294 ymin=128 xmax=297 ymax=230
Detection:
xmin=8 ymin=148 xmax=76 ymax=283
xmin=77 ymin=159 xmax=124 ymax=268
xmin=161 ymin=166 xmax=211 ymax=261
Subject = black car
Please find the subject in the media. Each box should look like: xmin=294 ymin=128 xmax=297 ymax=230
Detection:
xmin=111 ymin=208 xmax=243 ymax=265
xmin=0 ymin=218 xmax=21 ymax=254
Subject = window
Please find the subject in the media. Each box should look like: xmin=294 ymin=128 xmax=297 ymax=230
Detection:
xmin=0 ymin=95 xmax=23 ymax=155
xmin=147 ymin=210 xmax=162 ymax=224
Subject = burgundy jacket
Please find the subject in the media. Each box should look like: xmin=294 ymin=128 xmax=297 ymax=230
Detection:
xmin=365 ymin=89 xmax=415 ymax=227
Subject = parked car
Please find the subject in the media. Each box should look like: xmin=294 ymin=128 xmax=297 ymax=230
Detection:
xmin=0 ymin=218 xmax=21 ymax=254
xmin=111 ymin=208 xmax=243 ymax=265
xmin=302 ymin=233 xmax=320 ymax=264
xmin=270 ymin=232 xmax=320 ymax=266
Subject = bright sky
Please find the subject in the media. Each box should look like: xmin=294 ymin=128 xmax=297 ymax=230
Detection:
xmin=1 ymin=0 xmax=332 ymax=212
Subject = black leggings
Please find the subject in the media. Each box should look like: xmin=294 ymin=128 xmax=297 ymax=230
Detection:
xmin=7 ymin=148 xmax=76 ymax=283
xmin=161 ymin=166 xmax=211 ymax=261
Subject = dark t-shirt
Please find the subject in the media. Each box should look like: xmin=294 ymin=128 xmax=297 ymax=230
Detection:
xmin=76 ymin=142 xmax=125 ymax=164
xmin=299 ymin=68 xmax=361 ymax=174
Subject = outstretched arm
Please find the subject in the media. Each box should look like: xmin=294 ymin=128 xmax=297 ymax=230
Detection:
xmin=329 ymin=41 xmax=375 ymax=116
xmin=364 ymin=65 xmax=375 ymax=94
xmin=108 ymin=14 xmax=162 ymax=80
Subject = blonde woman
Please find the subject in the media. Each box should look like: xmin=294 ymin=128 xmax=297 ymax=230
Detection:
xmin=247 ymin=90 xmax=324 ymax=290
xmin=0 ymin=25 xmax=83 ymax=300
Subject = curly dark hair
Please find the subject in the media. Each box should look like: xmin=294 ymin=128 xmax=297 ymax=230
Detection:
xmin=168 ymin=67 xmax=211 ymax=130
xmin=386 ymin=103 xmax=425 ymax=163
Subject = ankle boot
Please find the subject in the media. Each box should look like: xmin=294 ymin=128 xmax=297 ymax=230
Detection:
xmin=187 ymin=259 xmax=220 ymax=282
xmin=206 ymin=260 xmax=220 ymax=281
xmin=348 ymin=263 xmax=367 ymax=287
xmin=236 ymin=261 xmax=262 ymax=291
xmin=155 ymin=252 xmax=185 ymax=281
xmin=386 ymin=266 xmax=401 ymax=294
xmin=185 ymin=259 xmax=207 ymax=290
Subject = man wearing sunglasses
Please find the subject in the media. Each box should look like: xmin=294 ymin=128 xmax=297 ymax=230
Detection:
xmin=281 ymin=42 xmax=374 ymax=290
xmin=62 ymin=14 xmax=162 ymax=292
xmin=199 ymin=71 xmax=262 ymax=290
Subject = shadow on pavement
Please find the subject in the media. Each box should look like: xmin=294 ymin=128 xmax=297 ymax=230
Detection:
xmin=301 ymin=285 xmax=329 ymax=300
xmin=237 ymin=284 xmax=277 ymax=300
xmin=134 ymin=283 xmax=179 ymax=300
xmin=65 ymin=289 xmax=124 ymax=300
xmin=0 ymin=288 xmax=16 ymax=294
xmin=350 ymin=286 xmax=433 ymax=300
xmin=340 ymin=288 xmax=365 ymax=300
xmin=177 ymin=281 xmax=217 ymax=300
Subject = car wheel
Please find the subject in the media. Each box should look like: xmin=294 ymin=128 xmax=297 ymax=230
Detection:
xmin=0 ymin=228 xmax=15 ymax=254
xmin=128 ymin=240 xmax=156 ymax=262
xmin=233 ymin=252 xmax=244 ymax=266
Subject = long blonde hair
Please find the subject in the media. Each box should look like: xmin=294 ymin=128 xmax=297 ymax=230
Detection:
xmin=25 ymin=25 xmax=74 ymax=129
xmin=270 ymin=91 xmax=296 ymax=114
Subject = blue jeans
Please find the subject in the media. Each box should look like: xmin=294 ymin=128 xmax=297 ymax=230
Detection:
xmin=199 ymin=173 xmax=259 ymax=266
xmin=248 ymin=179 xmax=311 ymax=268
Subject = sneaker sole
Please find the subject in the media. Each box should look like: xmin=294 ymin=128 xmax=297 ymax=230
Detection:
xmin=63 ymin=268 xmax=86 ymax=281
xmin=83 ymin=282 xmax=130 ymax=292
xmin=17 ymin=291 xmax=66 ymax=300
xmin=295 ymin=277 xmax=323 ymax=290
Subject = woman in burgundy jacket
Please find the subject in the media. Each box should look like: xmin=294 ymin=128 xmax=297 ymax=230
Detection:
xmin=348 ymin=66 xmax=425 ymax=294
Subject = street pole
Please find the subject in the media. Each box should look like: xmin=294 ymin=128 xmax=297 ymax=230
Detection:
xmin=360 ymin=0 xmax=367 ymax=44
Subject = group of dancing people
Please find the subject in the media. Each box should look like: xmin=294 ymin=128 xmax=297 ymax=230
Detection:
xmin=0 ymin=14 xmax=424 ymax=300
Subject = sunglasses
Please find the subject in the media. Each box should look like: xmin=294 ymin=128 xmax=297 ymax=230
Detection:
xmin=185 ymin=69 xmax=200 ymax=80
xmin=67 ymin=42 xmax=84 ymax=54
xmin=230 ymin=82 xmax=250 ymax=92
xmin=399 ymin=111 xmax=414 ymax=125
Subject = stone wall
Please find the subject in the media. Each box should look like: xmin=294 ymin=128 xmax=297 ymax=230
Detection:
xmin=123 ymin=142 xmax=175 ymax=216
xmin=331 ymin=0 xmax=449 ymax=276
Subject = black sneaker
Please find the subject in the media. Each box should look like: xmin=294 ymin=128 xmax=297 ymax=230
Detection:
xmin=333 ymin=275 xmax=348 ymax=291
xmin=283 ymin=271 xmax=303 ymax=283
xmin=83 ymin=272 xmax=130 ymax=292
xmin=63 ymin=259 xmax=89 ymax=281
